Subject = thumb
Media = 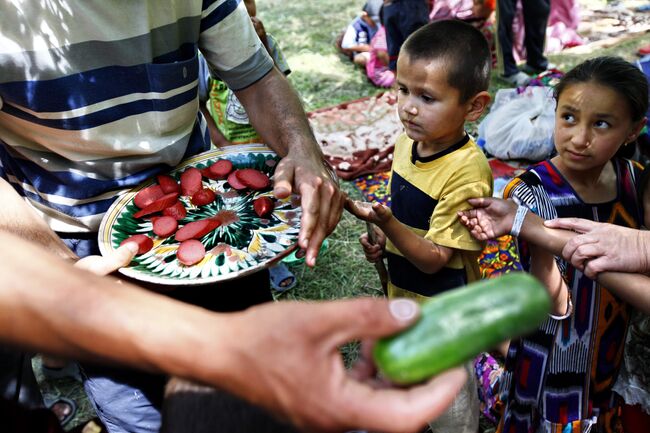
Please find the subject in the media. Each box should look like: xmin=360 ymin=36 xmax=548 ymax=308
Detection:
xmin=272 ymin=158 xmax=293 ymax=199
xmin=326 ymin=298 xmax=420 ymax=344
xmin=75 ymin=242 xmax=138 ymax=275
xmin=466 ymin=197 xmax=489 ymax=207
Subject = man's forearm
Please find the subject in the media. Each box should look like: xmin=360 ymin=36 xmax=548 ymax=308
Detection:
xmin=637 ymin=231 xmax=650 ymax=273
xmin=235 ymin=68 xmax=320 ymax=159
xmin=0 ymin=177 xmax=76 ymax=260
xmin=0 ymin=230 xmax=236 ymax=385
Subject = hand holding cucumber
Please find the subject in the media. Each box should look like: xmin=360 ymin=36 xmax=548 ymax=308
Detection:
xmin=228 ymin=297 xmax=467 ymax=433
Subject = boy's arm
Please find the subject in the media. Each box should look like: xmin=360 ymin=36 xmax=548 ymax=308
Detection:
xmin=346 ymin=200 xmax=453 ymax=273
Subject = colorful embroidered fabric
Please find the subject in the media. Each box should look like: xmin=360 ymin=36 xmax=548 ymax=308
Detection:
xmin=497 ymin=158 xmax=643 ymax=433
xmin=353 ymin=171 xmax=391 ymax=206
xmin=474 ymin=352 xmax=505 ymax=424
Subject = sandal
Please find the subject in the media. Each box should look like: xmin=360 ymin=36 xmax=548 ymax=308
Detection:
xmin=46 ymin=396 xmax=77 ymax=427
xmin=269 ymin=263 xmax=296 ymax=292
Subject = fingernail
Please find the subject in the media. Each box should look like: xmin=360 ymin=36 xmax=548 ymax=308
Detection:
xmin=122 ymin=242 xmax=139 ymax=254
xmin=389 ymin=299 xmax=418 ymax=322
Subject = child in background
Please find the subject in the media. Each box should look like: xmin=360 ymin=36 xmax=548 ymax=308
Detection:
xmin=459 ymin=56 xmax=648 ymax=433
xmin=346 ymin=20 xmax=493 ymax=433
xmin=338 ymin=0 xmax=382 ymax=67
xmin=198 ymin=0 xmax=295 ymax=291
xmin=365 ymin=6 xmax=395 ymax=88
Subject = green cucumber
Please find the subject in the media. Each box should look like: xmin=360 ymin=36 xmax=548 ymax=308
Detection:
xmin=373 ymin=272 xmax=551 ymax=384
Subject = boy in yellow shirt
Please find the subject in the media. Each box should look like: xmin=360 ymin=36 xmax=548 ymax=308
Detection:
xmin=346 ymin=19 xmax=493 ymax=433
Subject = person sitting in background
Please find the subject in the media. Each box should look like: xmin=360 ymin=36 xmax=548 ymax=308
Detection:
xmin=337 ymin=0 xmax=382 ymax=67
xmin=200 ymin=0 xmax=290 ymax=148
xmin=365 ymin=5 xmax=395 ymax=88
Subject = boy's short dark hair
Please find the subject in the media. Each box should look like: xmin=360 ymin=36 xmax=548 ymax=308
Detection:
xmin=401 ymin=19 xmax=491 ymax=102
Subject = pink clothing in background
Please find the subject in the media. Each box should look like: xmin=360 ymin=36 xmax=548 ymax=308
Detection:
xmin=366 ymin=26 xmax=395 ymax=88
xmin=428 ymin=0 xmax=583 ymax=60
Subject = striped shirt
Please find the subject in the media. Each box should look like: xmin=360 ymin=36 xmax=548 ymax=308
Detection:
xmin=0 ymin=0 xmax=273 ymax=233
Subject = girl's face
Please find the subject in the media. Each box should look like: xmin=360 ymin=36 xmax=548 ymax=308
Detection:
xmin=553 ymin=81 xmax=644 ymax=174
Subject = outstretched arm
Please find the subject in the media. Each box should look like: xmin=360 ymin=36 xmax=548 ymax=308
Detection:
xmin=457 ymin=197 xmax=574 ymax=256
xmin=346 ymin=199 xmax=453 ymax=273
xmin=458 ymin=197 xmax=570 ymax=316
xmin=236 ymin=68 xmax=345 ymax=268
xmin=459 ymin=198 xmax=650 ymax=314
xmin=0 ymin=230 xmax=467 ymax=433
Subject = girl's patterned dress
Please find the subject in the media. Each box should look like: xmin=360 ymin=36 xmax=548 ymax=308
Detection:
xmin=497 ymin=158 xmax=643 ymax=433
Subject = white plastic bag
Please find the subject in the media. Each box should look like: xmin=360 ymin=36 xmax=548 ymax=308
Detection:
xmin=479 ymin=87 xmax=556 ymax=161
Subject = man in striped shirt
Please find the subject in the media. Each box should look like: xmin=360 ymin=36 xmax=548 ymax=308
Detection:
xmin=0 ymin=1 xmax=343 ymax=430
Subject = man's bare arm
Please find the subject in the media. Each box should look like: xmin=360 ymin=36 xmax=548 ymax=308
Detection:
xmin=0 ymin=177 xmax=76 ymax=260
xmin=0 ymin=230 xmax=468 ymax=433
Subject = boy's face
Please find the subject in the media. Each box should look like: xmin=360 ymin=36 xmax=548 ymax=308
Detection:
xmin=396 ymin=53 xmax=472 ymax=150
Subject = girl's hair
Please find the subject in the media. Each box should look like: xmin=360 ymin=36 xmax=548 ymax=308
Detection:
xmin=554 ymin=56 xmax=649 ymax=122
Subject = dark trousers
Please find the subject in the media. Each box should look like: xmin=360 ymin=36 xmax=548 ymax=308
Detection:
xmin=497 ymin=0 xmax=550 ymax=76
xmin=384 ymin=0 xmax=430 ymax=71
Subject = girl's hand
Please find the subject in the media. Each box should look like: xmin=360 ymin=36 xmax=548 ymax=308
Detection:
xmin=345 ymin=199 xmax=393 ymax=226
xmin=457 ymin=197 xmax=518 ymax=240
xmin=359 ymin=227 xmax=386 ymax=263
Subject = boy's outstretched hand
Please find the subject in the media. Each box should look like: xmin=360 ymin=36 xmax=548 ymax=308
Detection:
xmin=345 ymin=198 xmax=393 ymax=225
xmin=457 ymin=197 xmax=518 ymax=240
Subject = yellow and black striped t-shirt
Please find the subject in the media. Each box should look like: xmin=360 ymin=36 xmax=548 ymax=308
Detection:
xmin=386 ymin=133 xmax=493 ymax=300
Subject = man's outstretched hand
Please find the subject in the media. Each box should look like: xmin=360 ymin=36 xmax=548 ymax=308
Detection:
xmin=215 ymin=298 xmax=467 ymax=433
xmin=273 ymin=154 xmax=345 ymax=267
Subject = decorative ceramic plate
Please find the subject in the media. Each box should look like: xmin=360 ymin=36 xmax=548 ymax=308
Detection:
xmin=98 ymin=144 xmax=301 ymax=285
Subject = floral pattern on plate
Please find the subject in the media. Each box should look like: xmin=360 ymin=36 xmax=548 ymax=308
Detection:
xmin=98 ymin=145 xmax=301 ymax=285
